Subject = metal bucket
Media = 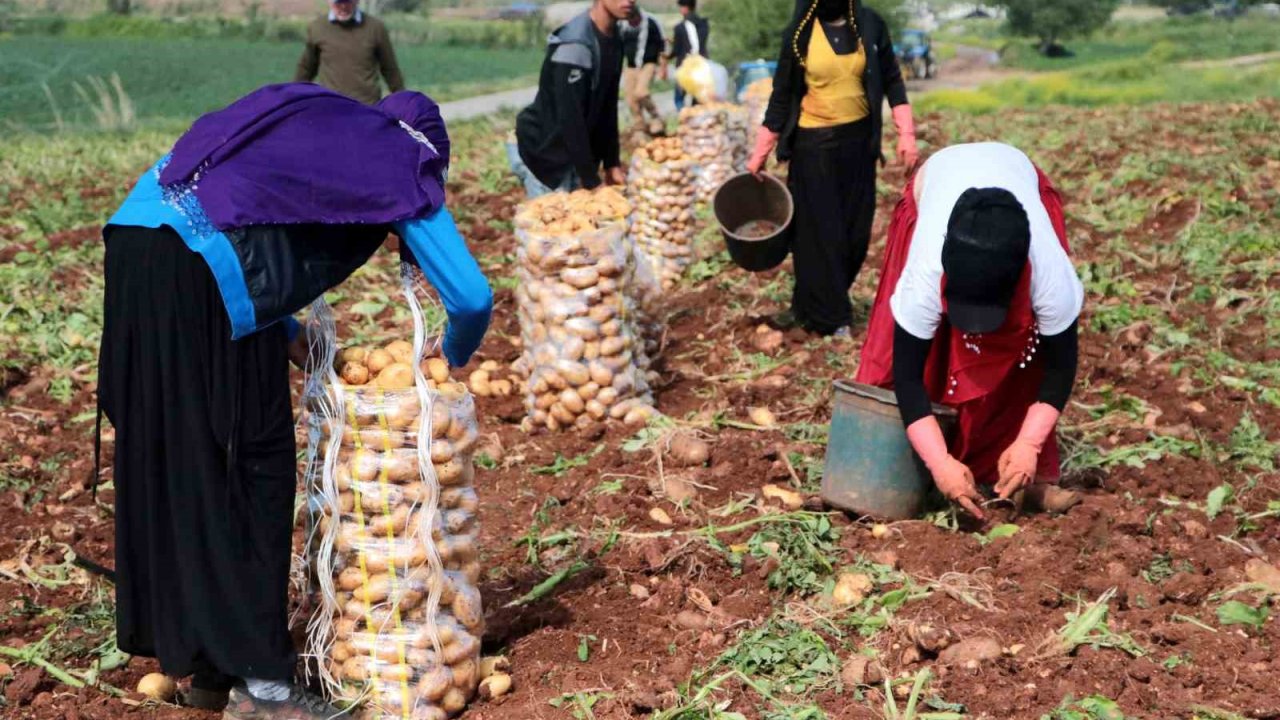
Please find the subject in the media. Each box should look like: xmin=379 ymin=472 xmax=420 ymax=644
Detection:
xmin=713 ymin=172 xmax=794 ymax=272
xmin=821 ymin=381 xmax=957 ymax=520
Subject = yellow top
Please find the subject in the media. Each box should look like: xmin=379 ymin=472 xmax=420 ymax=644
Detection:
xmin=799 ymin=24 xmax=869 ymax=129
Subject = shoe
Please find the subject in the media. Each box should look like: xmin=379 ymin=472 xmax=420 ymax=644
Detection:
xmin=222 ymin=685 xmax=348 ymax=720
xmin=830 ymin=326 xmax=852 ymax=340
xmin=768 ymin=309 xmax=802 ymax=330
xmin=1020 ymin=484 xmax=1081 ymax=514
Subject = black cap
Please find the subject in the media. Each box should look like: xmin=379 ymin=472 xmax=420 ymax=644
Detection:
xmin=941 ymin=187 xmax=1031 ymax=334
xmin=678 ymin=0 xmax=696 ymax=9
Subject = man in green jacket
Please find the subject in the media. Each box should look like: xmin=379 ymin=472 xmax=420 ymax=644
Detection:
xmin=295 ymin=0 xmax=406 ymax=105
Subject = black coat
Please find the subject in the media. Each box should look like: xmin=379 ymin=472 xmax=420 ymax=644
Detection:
xmin=670 ymin=14 xmax=709 ymax=65
xmin=762 ymin=6 xmax=908 ymax=162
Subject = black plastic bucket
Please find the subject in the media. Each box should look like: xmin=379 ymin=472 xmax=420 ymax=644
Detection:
xmin=713 ymin=172 xmax=794 ymax=272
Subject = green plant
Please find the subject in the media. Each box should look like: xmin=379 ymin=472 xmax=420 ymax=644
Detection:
xmin=883 ymin=669 xmax=964 ymax=720
xmin=1216 ymin=600 xmax=1269 ymax=631
xmin=1039 ymin=589 xmax=1146 ymax=658
xmin=713 ymin=620 xmax=839 ymax=695
xmin=530 ymin=445 xmax=604 ymax=477
xmin=1043 ymin=694 xmax=1133 ymax=720
xmin=745 ymin=513 xmax=840 ymax=595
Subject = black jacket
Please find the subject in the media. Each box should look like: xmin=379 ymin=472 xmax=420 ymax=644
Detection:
xmin=621 ymin=15 xmax=665 ymax=68
xmin=516 ymin=11 xmax=623 ymax=190
xmin=762 ymin=6 xmax=907 ymax=162
xmin=670 ymin=14 xmax=709 ymax=65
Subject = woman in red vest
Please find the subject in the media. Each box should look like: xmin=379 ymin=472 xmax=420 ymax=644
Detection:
xmin=856 ymin=142 xmax=1084 ymax=519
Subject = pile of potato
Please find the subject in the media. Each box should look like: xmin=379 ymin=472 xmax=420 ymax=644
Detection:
xmin=512 ymin=189 xmax=656 ymax=431
xmin=679 ymin=103 xmax=750 ymax=203
xmin=741 ymin=78 xmax=773 ymax=147
xmin=310 ymin=345 xmax=484 ymax=720
xmin=627 ymin=137 xmax=697 ymax=290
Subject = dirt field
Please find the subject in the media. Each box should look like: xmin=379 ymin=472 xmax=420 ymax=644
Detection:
xmin=1 ymin=100 xmax=1278 ymax=720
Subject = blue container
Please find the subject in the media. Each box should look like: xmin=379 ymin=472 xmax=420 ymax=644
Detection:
xmin=821 ymin=381 xmax=957 ymax=520
xmin=736 ymin=60 xmax=777 ymax=100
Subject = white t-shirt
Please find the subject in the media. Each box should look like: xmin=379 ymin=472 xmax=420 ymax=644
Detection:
xmin=889 ymin=142 xmax=1085 ymax=340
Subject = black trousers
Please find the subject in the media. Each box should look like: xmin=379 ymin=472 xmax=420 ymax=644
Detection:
xmin=99 ymin=226 xmax=297 ymax=682
xmin=787 ymin=118 xmax=877 ymax=335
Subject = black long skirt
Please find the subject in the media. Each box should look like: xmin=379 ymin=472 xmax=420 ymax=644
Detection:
xmin=787 ymin=118 xmax=878 ymax=335
xmin=98 ymin=226 xmax=297 ymax=681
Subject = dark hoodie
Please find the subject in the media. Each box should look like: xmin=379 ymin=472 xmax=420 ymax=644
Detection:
xmin=762 ymin=0 xmax=908 ymax=162
xmin=516 ymin=11 xmax=623 ymax=190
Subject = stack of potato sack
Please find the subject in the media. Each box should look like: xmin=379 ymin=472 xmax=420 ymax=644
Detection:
xmin=679 ymin=103 xmax=750 ymax=203
xmin=306 ymin=331 xmax=484 ymax=720
xmin=512 ymin=188 xmax=657 ymax=431
xmin=627 ymin=136 xmax=698 ymax=291
xmin=741 ymin=78 xmax=773 ymax=148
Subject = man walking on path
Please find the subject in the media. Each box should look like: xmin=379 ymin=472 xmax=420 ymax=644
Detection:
xmin=668 ymin=0 xmax=709 ymax=110
xmin=509 ymin=0 xmax=634 ymax=198
xmin=620 ymin=4 xmax=667 ymax=133
xmin=295 ymin=0 xmax=405 ymax=105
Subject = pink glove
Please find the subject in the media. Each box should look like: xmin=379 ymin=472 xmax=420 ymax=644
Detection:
xmin=892 ymin=104 xmax=919 ymax=169
xmin=747 ymin=127 xmax=779 ymax=178
xmin=907 ymin=416 xmax=984 ymax=520
xmin=996 ymin=403 xmax=1060 ymax=499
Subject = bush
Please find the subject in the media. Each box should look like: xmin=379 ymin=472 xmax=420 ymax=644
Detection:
xmin=704 ymin=0 xmax=908 ymax=65
xmin=997 ymin=0 xmax=1121 ymax=54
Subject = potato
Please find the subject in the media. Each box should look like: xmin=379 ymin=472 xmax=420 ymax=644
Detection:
xmin=385 ymin=340 xmax=415 ymax=365
xmin=441 ymin=687 xmax=468 ymax=714
xmin=137 ymin=673 xmax=176 ymax=702
xmin=351 ymin=574 xmax=392 ymax=604
xmin=451 ymin=584 xmax=484 ymax=631
xmin=339 ymin=346 xmax=369 ymax=366
xmin=434 ymin=459 xmax=466 ymax=486
xmin=417 ymin=665 xmax=453 ymax=702
xmin=489 ymin=379 xmax=513 ymax=398
xmin=668 ymin=433 xmax=710 ymax=467
xmin=442 ymin=632 xmax=479 ymax=665
xmin=430 ymin=439 xmax=455 ymax=465
xmin=361 ymin=543 xmax=428 ymax=573
xmin=559 ymin=388 xmax=586 ymax=415
xmin=366 ymin=349 xmax=394 ymax=374
xmin=468 ymin=370 xmax=492 ymax=397
xmin=340 ymin=362 xmax=371 ymax=386
xmin=375 ymin=362 xmax=415 ymax=390
xmin=554 ymin=360 xmax=591 ymax=386
xmin=424 ymin=357 xmax=451 ymax=384
xmin=479 ymin=672 xmax=512 ymax=700
xmin=350 ymin=449 xmax=381 ymax=482
xmin=624 ymin=405 xmax=656 ymax=425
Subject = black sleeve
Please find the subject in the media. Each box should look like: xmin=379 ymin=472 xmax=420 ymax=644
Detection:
xmin=892 ymin=322 xmax=936 ymax=428
xmin=1037 ymin=320 xmax=1079 ymax=411
xmin=551 ymin=62 xmax=601 ymax=189
xmin=593 ymin=83 xmax=621 ymax=170
xmin=876 ymin=17 xmax=908 ymax=107
xmin=762 ymin=31 xmax=795 ymax=133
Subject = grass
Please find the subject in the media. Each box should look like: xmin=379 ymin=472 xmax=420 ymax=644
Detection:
xmin=0 ymin=35 xmax=541 ymax=129
xmin=920 ymin=55 xmax=1280 ymax=113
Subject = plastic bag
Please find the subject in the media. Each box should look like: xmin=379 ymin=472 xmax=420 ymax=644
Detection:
xmin=302 ymin=275 xmax=482 ymax=720
xmin=679 ymin=103 xmax=750 ymax=203
xmin=676 ymin=55 xmax=730 ymax=104
xmin=627 ymin=137 xmax=698 ymax=290
xmin=512 ymin=189 xmax=657 ymax=431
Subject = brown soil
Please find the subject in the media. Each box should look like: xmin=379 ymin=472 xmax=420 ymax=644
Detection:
xmin=2 ymin=101 xmax=1279 ymax=720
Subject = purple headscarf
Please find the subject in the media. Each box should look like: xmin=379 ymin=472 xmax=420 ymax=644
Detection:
xmin=159 ymin=83 xmax=449 ymax=229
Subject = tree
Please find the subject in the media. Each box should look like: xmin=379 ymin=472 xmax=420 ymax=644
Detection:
xmin=996 ymin=0 xmax=1120 ymax=55
xmin=106 ymin=0 xmax=131 ymax=14
xmin=705 ymin=0 xmax=907 ymax=65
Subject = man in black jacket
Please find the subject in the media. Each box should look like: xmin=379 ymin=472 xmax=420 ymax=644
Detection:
xmin=620 ymin=4 xmax=667 ymax=133
xmin=510 ymin=0 xmax=633 ymax=197
xmin=668 ymin=0 xmax=709 ymax=110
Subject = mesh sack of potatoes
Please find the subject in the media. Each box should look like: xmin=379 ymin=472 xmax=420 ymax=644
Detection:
xmin=679 ymin=103 xmax=750 ymax=203
xmin=512 ymin=189 xmax=657 ymax=431
xmin=626 ymin=136 xmax=697 ymax=291
xmin=304 ymin=326 xmax=484 ymax=720
xmin=741 ymin=78 xmax=773 ymax=147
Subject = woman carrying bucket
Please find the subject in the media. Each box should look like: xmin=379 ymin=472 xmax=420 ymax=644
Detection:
xmin=97 ymin=84 xmax=492 ymax=719
xmin=855 ymin=142 xmax=1083 ymax=520
xmin=745 ymin=0 xmax=917 ymax=338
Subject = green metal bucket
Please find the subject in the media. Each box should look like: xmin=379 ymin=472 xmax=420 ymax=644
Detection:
xmin=821 ymin=381 xmax=957 ymax=520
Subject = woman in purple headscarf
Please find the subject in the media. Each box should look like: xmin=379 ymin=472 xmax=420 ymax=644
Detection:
xmin=98 ymin=83 xmax=491 ymax=719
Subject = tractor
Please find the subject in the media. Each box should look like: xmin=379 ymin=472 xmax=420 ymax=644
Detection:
xmin=895 ymin=29 xmax=938 ymax=80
